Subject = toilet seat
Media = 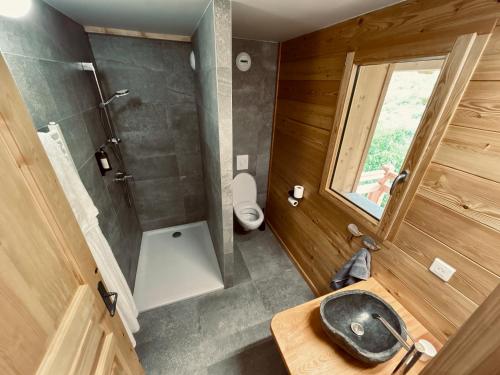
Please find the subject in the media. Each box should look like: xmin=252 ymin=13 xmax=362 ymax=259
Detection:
xmin=232 ymin=173 xmax=264 ymax=231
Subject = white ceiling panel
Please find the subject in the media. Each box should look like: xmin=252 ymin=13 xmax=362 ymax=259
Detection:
xmin=44 ymin=0 xmax=404 ymax=42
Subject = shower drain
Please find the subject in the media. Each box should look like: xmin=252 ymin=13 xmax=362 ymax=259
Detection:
xmin=172 ymin=231 xmax=182 ymax=238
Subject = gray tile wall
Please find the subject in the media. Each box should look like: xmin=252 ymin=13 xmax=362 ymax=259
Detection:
xmin=232 ymin=38 xmax=278 ymax=208
xmin=193 ymin=0 xmax=234 ymax=286
xmin=89 ymin=35 xmax=206 ymax=231
xmin=0 ymin=0 xmax=142 ymax=289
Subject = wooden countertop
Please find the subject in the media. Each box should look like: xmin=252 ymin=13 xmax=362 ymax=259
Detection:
xmin=271 ymin=278 xmax=440 ymax=374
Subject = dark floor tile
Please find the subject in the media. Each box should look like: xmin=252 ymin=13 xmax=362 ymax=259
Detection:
xmin=198 ymin=282 xmax=272 ymax=338
xmin=200 ymin=321 xmax=272 ymax=369
xmin=233 ymin=244 xmax=251 ymax=286
xmin=254 ymin=268 xmax=315 ymax=315
xmin=237 ymin=230 xmax=294 ymax=281
xmin=136 ymin=296 xmax=201 ymax=346
xmin=233 ymin=228 xmax=261 ymax=244
xmin=207 ymin=339 xmax=287 ymax=375
xmin=136 ymin=329 xmax=206 ymax=375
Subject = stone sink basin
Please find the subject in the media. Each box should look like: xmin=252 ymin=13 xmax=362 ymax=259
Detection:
xmin=319 ymin=289 xmax=407 ymax=364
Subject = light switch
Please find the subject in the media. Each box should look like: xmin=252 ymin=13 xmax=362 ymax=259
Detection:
xmin=236 ymin=155 xmax=248 ymax=170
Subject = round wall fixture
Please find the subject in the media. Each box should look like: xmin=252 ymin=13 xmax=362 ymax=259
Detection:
xmin=236 ymin=52 xmax=251 ymax=72
xmin=190 ymin=51 xmax=196 ymax=71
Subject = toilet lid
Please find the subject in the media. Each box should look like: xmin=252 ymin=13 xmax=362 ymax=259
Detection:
xmin=233 ymin=173 xmax=257 ymax=205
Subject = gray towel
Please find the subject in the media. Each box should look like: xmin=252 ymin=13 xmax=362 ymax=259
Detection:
xmin=331 ymin=248 xmax=371 ymax=290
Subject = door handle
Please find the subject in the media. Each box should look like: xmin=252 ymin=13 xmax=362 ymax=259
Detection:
xmin=98 ymin=281 xmax=118 ymax=317
xmin=390 ymin=170 xmax=409 ymax=195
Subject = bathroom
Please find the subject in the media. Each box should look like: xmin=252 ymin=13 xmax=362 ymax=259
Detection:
xmin=0 ymin=0 xmax=499 ymax=374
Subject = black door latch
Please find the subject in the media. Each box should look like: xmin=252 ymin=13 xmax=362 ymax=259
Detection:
xmin=98 ymin=281 xmax=118 ymax=317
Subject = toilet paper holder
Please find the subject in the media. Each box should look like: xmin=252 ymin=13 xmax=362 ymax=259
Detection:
xmin=287 ymin=187 xmax=303 ymax=207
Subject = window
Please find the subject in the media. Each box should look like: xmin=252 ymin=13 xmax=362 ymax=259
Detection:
xmin=320 ymin=35 xmax=489 ymax=241
xmin=330 ymin=59 xmax=443 ymax=220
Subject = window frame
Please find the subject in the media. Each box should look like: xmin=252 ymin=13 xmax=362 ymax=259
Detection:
xmin=319 ymin=33 xmax=487 ymax=241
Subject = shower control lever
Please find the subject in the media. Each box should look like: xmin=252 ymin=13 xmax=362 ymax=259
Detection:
xmin=113 ymin=171 xmax=133 ymax=183
xmin=107 ymin=137 xmax=122 ymax=145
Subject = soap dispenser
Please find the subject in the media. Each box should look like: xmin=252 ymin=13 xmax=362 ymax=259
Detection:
xmin=95 ymin=148 xmax=112 ymax=176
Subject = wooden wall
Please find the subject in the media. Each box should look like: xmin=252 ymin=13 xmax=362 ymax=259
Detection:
xmin=267 ymin=0 xmax=500 ymax=343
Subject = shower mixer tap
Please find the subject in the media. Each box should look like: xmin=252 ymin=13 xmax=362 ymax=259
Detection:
xmin=113 ymin=171 xmax=133 ymax=183
xmin=99 ymin=89 xmax=130 ymax=108
xmin=107 ymin=137 xmax=121 ymax=145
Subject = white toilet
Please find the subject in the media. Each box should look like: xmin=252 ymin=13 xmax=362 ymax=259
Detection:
xmin=232 ymin=172 xmax=264 ymax=231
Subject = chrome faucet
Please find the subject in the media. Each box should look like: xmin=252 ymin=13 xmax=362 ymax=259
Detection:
xmin=392 ymin=341 xmax=426 ymax=374
xmin=372 ymin=313 xmax=431 ymax=374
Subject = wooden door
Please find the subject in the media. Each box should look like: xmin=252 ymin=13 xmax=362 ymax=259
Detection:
xmin=0 ymin=56 xmax=143 ymax=374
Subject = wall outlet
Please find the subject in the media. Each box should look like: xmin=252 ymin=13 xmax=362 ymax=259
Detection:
xmin=236 ymin=154 xmax=248 ymax=170
xmin=429 ymin=258 xmax=456 ymax=282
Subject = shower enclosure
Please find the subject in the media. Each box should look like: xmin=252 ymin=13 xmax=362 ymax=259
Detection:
xmin=87 ymin=0 xmax=233 ymax=310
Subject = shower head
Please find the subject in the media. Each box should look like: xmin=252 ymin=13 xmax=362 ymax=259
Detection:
xmin=100 ymin=89 xmax=130 ymax=107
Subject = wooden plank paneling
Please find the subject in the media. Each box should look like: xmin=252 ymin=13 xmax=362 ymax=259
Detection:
xmin=460 ymin=80 xmax=500 ymax=100
xmin=420 ymin=163 xmax=500 ymax=231
xmin=473 ymin=54 xmax=500 ymax=80
xmin=374 ymin=244 xmax=477 ymax=328
xmin=452 ymin=100 xmax=500 ymax=132
xmin=405 ymin=195 xmax=500 ymax=275
xmin=279 ymin=54 xmax=345 ymax=81
xmin=274 ymin=114 xmax=330 ymax=152
xmin=268 ymin=0 xmax=500 ymax=342
xmin=84 ymin=26 xmax=191 ymax=42
xmin=372 ymin=258 xmax=456 ymax=343
xmin=473 ymin=26 xmax=500 ymax=80
xmin=394 ymin=221 xmax=499 ymax=304
xmin=281 ymin=1 xmax=498 ymax=61
xmin=435 ymin=125 xmax=500 ymax=182
xmin=272 ymin=133 xmax=325 ymax=185
xmin=453 ymin=81 xmax=500 ymax=133
xmin=277 ymin=80 xmax=339 ymax=105
xmin=267 ymin=186 xmax=345 ymax=294
xmin=276 ymin=99 xmax=335 ymax=130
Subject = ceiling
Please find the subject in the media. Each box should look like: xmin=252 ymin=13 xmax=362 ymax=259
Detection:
xmin=44 ymin=0 xmax=403 ymax=42
xmin=232 ymin=0 xmax=403 ymax=41
xmin=44 ymin=0 xmax=212 ymax=36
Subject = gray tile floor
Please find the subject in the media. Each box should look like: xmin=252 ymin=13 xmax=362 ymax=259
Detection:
xmin=135 ymin=228 xmax=315 ymax=374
